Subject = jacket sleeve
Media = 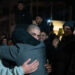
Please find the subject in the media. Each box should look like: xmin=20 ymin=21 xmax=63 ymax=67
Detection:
xmin=0 ymin=45 xmax=19 ymax=62
xmin=0 ymin=60 xmax=24 ymax=75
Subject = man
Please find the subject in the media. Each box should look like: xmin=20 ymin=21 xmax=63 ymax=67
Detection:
xmin=14 ymin=1 xmax=32 ymax=29
xmin=40 ymin=32 xmax=49 ymax=41
xmin=0 ymin=27 xmax=39 ymax=75
xmin=27 ymin=25 xmax=51 ymax=74
xmin=35 ymin=16 xmax=50 ymax=35
xmin=0 ymin=24 xmax=48 ymax=75
xmin=52 ymin=21 xmax=75 ymax=75
xmin=0 ymin=58 xmax=39 ymax=75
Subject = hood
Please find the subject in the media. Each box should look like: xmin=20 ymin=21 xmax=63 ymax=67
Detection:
xmin=12 ymin=28 xmax=40 ymax=46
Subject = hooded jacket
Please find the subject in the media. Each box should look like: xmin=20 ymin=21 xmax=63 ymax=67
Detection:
xmin=0 ymin=60 xmax=24 ymax=75
xmin=0 ymin=28 xmax=48 ymax=75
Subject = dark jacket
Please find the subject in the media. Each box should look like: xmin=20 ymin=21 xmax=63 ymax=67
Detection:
xmin=44 ymin=33 xmax=57 ymax=64
xmin=38 ymin=20 xmax=50 ymax=35
xmin=15 ymin=9 xmax=32 ymax=29
xmin=52 ymin=34 xmax=75 ymax=75
xmin=44 ymin=38 xmax=56 ymax=64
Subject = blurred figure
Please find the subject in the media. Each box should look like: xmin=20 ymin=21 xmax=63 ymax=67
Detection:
xmin=40 ymin=32 xmax=48 ymax=41
xmin=35 ymin=15 xmax=50 ymax=35
xmin=58 ymin=21 xmax=75 ymax=49
xmin=40 ymin=29 xmax=59 ymax=75
xmin=73 ymin=24 xmax=75 ymax=36
xmin=0 ymin=37 xmax=8 ymax=45
xmin=49 ymin=22 xmax=56 ymax=38
xmin=52 ymin=21 xmax=75 ymax=75
xmin=0 ymin=33 xmax=8 ymax=45
xmin=35 ymin=16 xmax=43 ymax=25
xmin=44 ymin=34 xmax=59 ymax=75
xmin=8 ymin=38 xmax=13 ymax=46
xmin=44 ymin=35 xmax=59 ymax=63
xmin=49 ymin=22 xmax=54 ymax=34
xmin=0 ymin=24 xmax=48 ymax=75
xmin=52 ymin=36 xmax=59 ymax=48
xmin=13 ymin=1 xmax=32 ymax=29
xmin=73 ymin=29 xmax=75 ymax=36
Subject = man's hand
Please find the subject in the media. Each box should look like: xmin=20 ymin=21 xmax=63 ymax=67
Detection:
xmin=45 ymin=64 xmax=52 ymax=73
xmin=22 ymin=58 xmax=39 ymax=74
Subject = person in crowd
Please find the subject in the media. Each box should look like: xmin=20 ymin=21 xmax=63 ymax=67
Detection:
xmin=51 ymin=21 xmax=75 ymax=75
xmin=0 ymin=33 xmax=8 ymax=39
xmin=35 ymin=15 xmax=50 ymax=35
xmin=44 ymin=34 xmax=59 ymax=75
xmin=7 ymin=38 xmax=13 ymax=46
xmin=49 ymin=22 xmax=56 ymax=39
xmin=0 ymin=30 xmax=39 ymax=75
xmin=40 ymin=32 xmax=49 ymax=41
xmin=73 ymin=24 xmax=75 ymax=36
xmin=49 ymin=22 xmax=54 ymax=33
xmin=0 ymin=33 xmax=8 ymax=45
xmin=0 ymin=24 xmax=49 ymax=75
xmin=41 ymin=22 xmax=58 ymax=64
xmin=13 ymin=1 xmax=32 ymax=29
xmin=39 ymin=21 xmax=58 ymax=74
xmin=58 ymin=21 xmax=75 ymax=48
xmin=40 ymin=30 xmax=59 ymax=75
xmin=52 ymin=36 xmax=60 ymax=48
xmin=0 ymin=58 xmax=39 ymax=75
xmin=0 ymin=37 xmax=8 ymax=45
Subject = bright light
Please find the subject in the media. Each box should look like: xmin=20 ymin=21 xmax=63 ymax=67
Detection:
xmin=47 ymin=19 xmax=51 ymax=23
xmin=51 ymin=20 xmax=65 ymax=35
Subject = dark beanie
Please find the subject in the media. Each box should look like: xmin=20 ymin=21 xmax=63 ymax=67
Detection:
xmin=63 ymin=21 xmax=75 ymax=32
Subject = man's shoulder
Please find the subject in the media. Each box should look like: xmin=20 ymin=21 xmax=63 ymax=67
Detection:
xmin=16 ymin=42 xmax=45 ymax=48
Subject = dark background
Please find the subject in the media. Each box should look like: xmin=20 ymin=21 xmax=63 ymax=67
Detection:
xmin=0 ymin=0 xmax=74 ymax=36
xmin=0 ymin=0 xmax=74 ymax=20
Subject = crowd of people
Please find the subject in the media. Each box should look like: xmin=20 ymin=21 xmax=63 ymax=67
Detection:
xmin=0 ymin=1 xmax=75 ymax=75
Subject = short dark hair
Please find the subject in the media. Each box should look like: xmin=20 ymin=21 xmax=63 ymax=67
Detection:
xmin=17 ymin=1 xmax=24 ymax=4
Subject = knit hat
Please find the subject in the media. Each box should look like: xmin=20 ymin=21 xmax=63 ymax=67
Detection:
xmin=63 ymin=21 xmax=75 ymax=32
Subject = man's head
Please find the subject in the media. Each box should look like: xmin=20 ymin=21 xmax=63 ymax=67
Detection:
xmin=63 ymin=21 xmax=75 ymax=36
xmin=35 ymin=16 xmax=43 ymax=24
xmin=52 ymin=36 xmax=59 ymax=48
xmin=27 ymin=24 xmax=41 ymax=40
xmin=40 ymin=32 xmax=48 ymax=41
xmin=17 ymin=2 xmax=24 ymax=10
xmin=2 ymin=38 xmax=7 ymax=44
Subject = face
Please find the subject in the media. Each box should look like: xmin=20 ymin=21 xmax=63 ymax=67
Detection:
xmin=17 ymin=3 xmax=24 ymax=10
xmin=28 ymin=29 xmax=41 ymax=40
xmin=40 ymin=32 xmax=48 ymax=41
xmin=52 ymin=38 xmax=59 ymax=48
xmin=35 ymin=16 xmax=43 ymax=24
xmin=73 ymin=29 xmax=75 ymax=36
xmin=2 ymin=38 xmax=7 ymax=44
xmin=63 ymin=26 xmax=73 ymax=36
xmin=8 ymin=40 xmax=13 ymax=46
